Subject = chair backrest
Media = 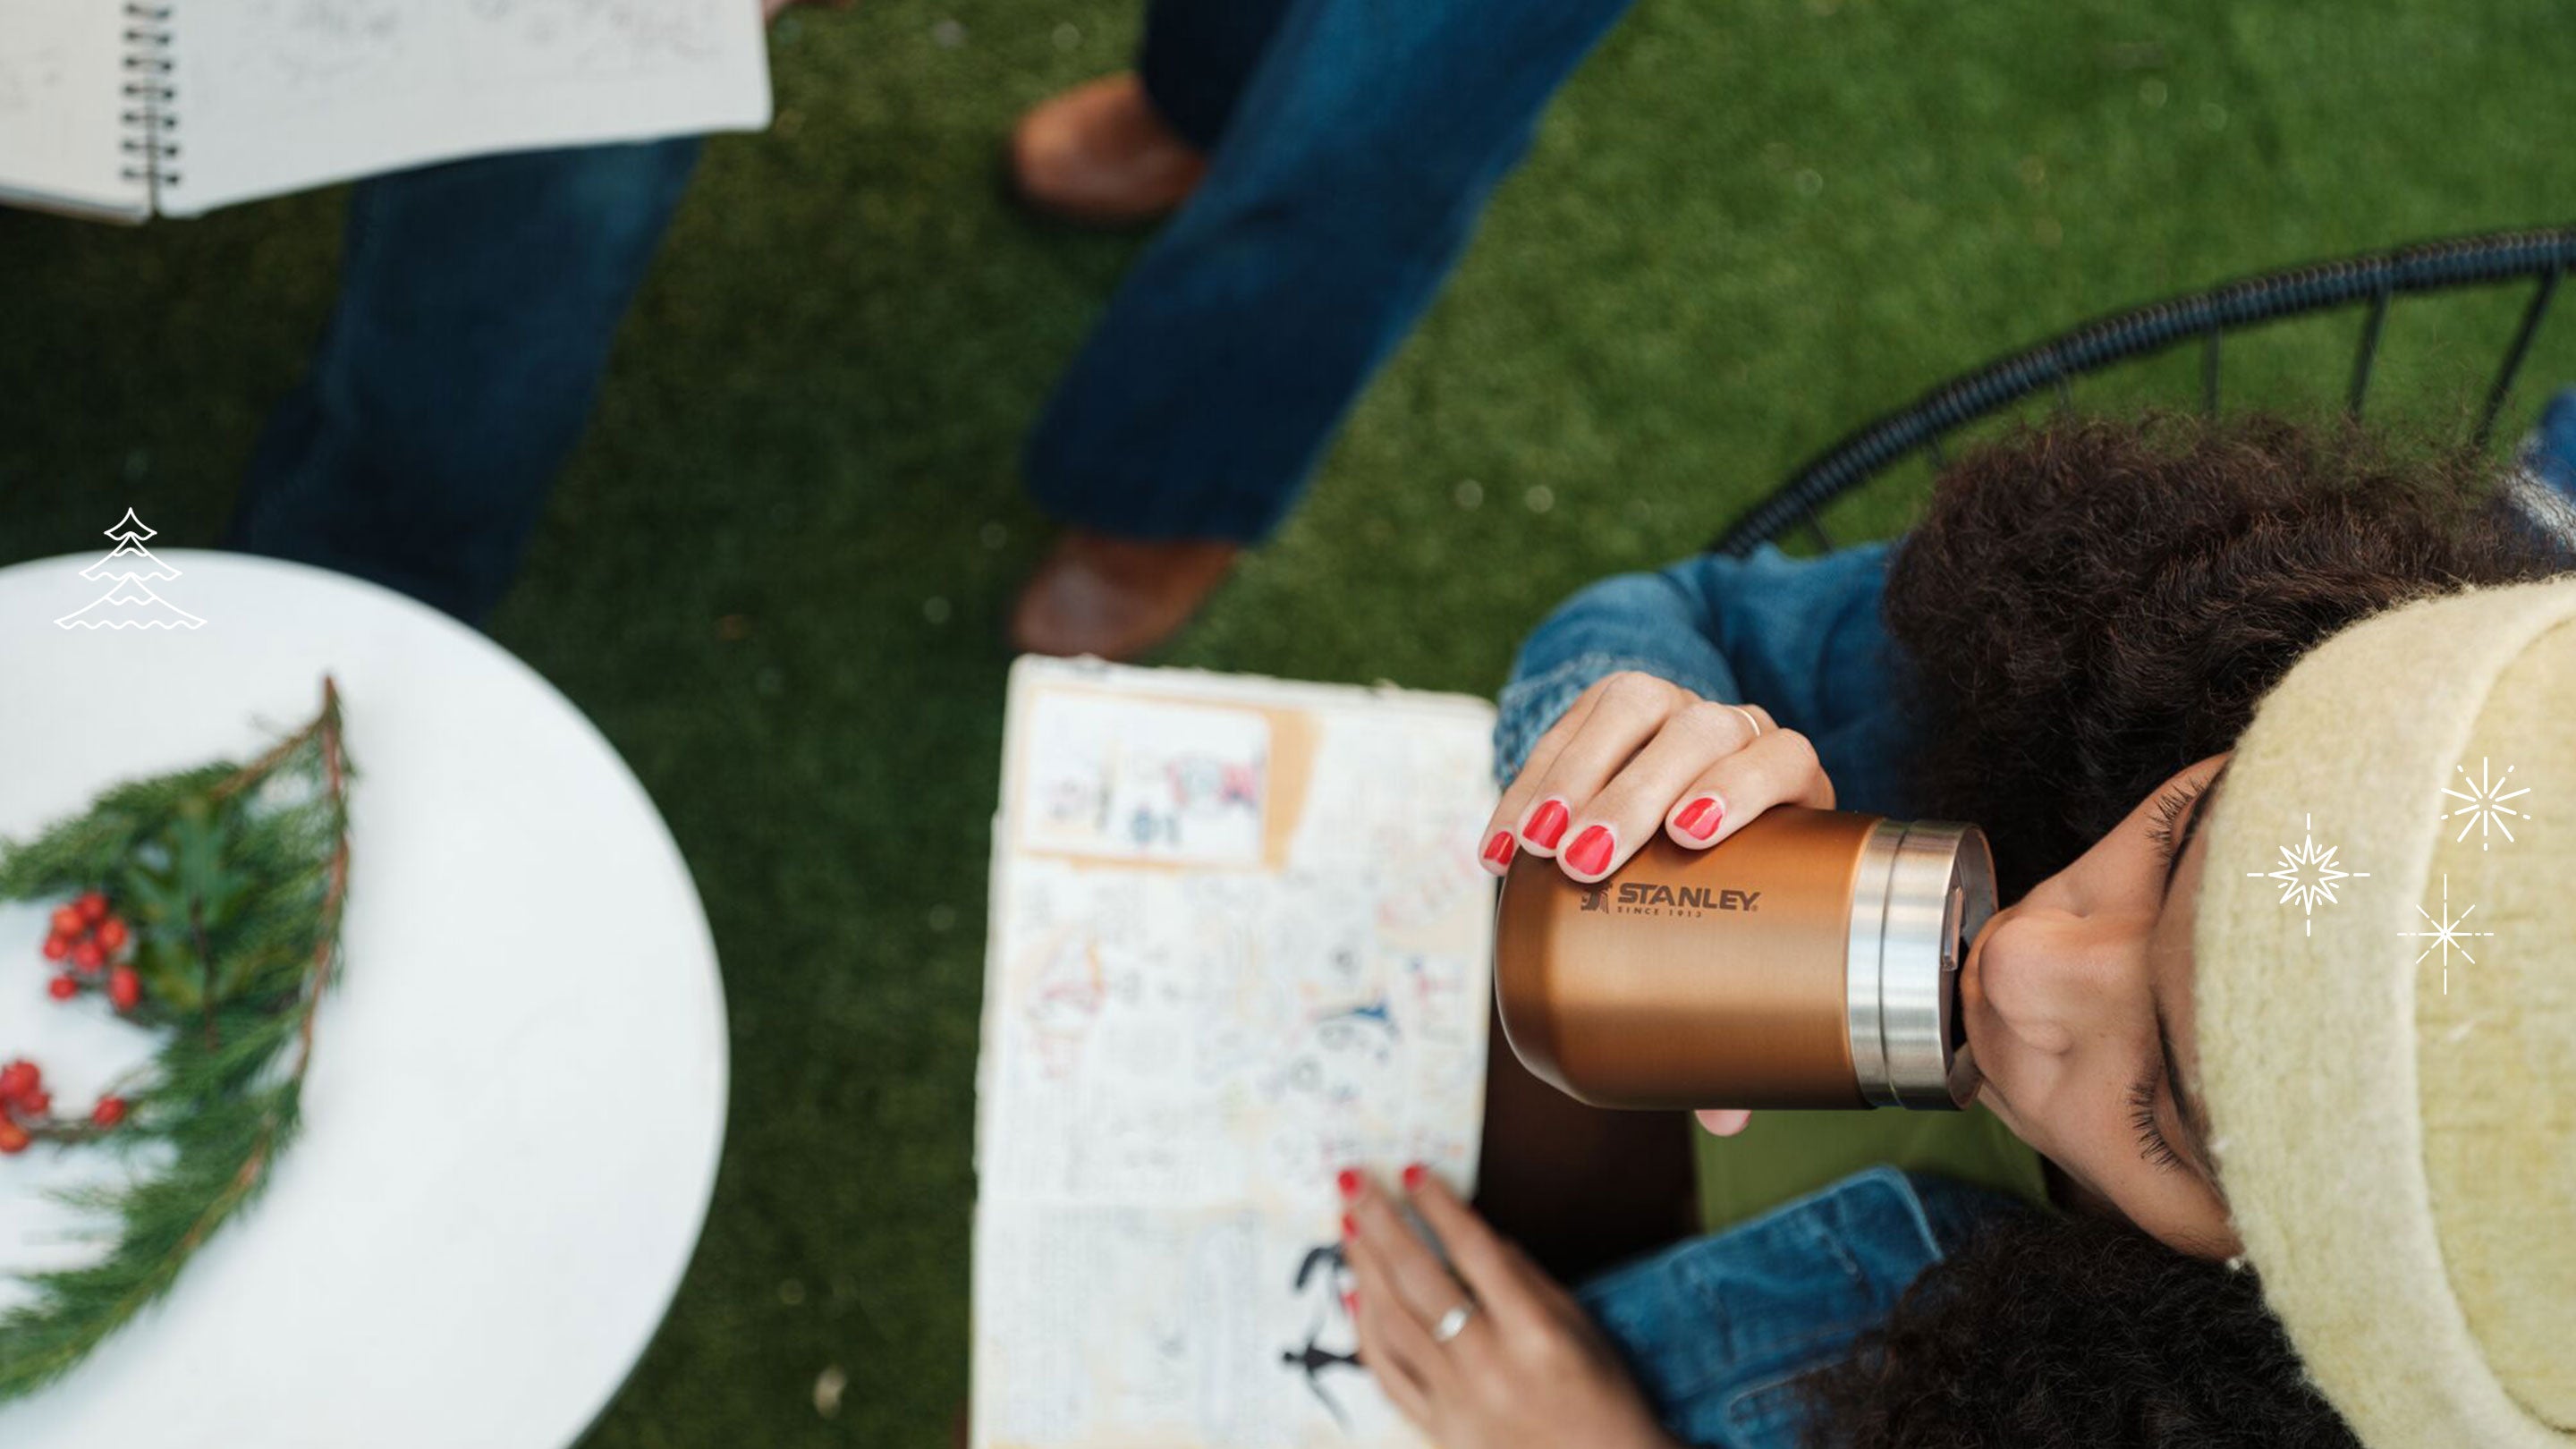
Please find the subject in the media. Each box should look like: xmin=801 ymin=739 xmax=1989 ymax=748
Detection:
xmin=1710 ymin=227 xmax=2576 ymax=558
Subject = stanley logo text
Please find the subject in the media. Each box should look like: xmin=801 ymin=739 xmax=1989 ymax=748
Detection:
xmin=1581 ymin=882 xmax=1761 ymax=913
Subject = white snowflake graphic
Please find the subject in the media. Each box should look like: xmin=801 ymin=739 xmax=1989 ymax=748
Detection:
xmin=2396 ymin=873 xmax=2494 ymax=995
xmin=2246 ymin=814 xmax=2369 ymax=938
xmin=2441 ymin=758 xmax=2529 ymax=852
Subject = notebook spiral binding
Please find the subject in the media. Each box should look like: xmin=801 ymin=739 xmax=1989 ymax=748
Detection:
xmin=119 ymin=3 xmax=181 ymax=206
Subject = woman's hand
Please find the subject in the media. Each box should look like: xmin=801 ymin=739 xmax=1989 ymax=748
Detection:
xmin=1480 ymin=670 xmax=1835 ymax=884
xmin=1480 ymin=671 xmax=1834 ymax=1138
xmin=1339 ymin=1165 xmax=1680 ymax=1449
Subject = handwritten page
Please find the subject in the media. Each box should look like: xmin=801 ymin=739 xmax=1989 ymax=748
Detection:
xmin=975 ymin=658 xmax=1498 ymax=1449
xmin=167 ymin=0 xmax=770 ymax=216
xmin=0 ymin=0 xmax=769 ymax=220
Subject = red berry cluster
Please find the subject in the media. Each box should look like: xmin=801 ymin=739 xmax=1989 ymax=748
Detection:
xmin=42 ymin=890 xmax=142 ymax=1013
xmin=0 ymin=1058 xmax=125 ymax=1155
xmin=4 ymin=893 xmax=145 ymax=1155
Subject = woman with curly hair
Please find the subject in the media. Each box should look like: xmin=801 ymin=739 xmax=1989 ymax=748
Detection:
xmin=1328 ymin=414 xmax=2573 ymax=1448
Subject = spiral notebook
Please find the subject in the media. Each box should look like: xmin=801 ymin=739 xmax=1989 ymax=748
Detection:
xmin=0 ymin=0 xmax=770 ymax=223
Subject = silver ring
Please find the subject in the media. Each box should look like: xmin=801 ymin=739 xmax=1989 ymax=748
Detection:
xmin=1431 ymin=1300 xmax=1478 ymax=1343
xmin=1724 ymin=703 xmax=1764 ymax=739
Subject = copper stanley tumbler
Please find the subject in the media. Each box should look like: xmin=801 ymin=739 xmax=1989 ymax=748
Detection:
xmin=1493 ymin=806 xmax=1996 ymax=1111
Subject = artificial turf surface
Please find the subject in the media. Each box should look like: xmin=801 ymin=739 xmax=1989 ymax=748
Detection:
xmin=5 ymin=0 xmax=2573 ymax=1443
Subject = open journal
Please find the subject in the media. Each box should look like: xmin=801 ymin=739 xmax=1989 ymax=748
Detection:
xmin=974 ymin=657 xmax=1500 ymax=1449
xmin=0 ymin=0 xmax=770 ymax=222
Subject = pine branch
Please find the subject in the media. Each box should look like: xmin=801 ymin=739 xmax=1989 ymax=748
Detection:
xmin=0 ymin=679 xmax=351 ymax=1402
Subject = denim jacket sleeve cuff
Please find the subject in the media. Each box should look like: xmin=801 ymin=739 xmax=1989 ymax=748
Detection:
xmin=1491 ymin=648 xmax=1741 ymax=789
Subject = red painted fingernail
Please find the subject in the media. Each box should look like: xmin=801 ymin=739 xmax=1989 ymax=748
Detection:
xmin=1342 ymin=1213 xmax=1358 ymax=1239
xmin=1402 ymin=1163 xmax=1427 ymax=1192
xmin=1524 ymin=799 xmax=1570 ymax=851
xmin=1336 ymin=1168 xmax=1361 ymax=1200
xmin=1343 ymin=1291 xmax=1358 ymax=1316
xmin=1481 ymin=830 xmax=1516 ymax=869
xmin=1681 ymin=795 xmax=1724 ymax=841
xmin=1565 ymin=825 xmax=1614 ymax=877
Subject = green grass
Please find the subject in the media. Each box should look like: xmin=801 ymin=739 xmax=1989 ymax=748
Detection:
xmin=5 ymin=1 xmax=2572 ymax=1442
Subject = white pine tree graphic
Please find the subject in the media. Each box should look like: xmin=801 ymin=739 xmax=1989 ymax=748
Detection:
xmin=55 ymin=508 xmax=206 ymax=630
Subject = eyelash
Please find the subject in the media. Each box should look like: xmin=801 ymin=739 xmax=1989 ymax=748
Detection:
xmin=2144 ymin=775 xmax=2211 ymax=870
xmin=2127 ymin=1075 xmax=2186 ymax=1172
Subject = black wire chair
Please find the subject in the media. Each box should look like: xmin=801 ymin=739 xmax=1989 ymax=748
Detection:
xmin=1710 ymin=226 xmax=2576 ymax=557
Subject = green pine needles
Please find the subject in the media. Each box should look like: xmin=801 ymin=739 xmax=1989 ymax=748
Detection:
xmin=0 ymin=679 xmax=351 ymax=1402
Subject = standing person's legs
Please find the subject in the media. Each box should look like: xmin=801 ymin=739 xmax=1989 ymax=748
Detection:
xmin=1133 ymin=0 xmax=1294 ymax=149
xmin=1009 ymin=0 xmax=1292 ymax=228
xmin=1014 ymin=0 xmax=1635 ymax=657
xmin=226 ymin=138 xmax=702 ymax=625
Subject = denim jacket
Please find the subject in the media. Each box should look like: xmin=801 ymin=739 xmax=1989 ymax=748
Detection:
xmin=1492 ymin=542 xmax=1919 ymax=813
xmin=1575 ymin=1166 xmax=2016 ymax=1449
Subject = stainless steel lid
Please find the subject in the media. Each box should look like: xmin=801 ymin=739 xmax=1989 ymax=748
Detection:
xmin=1844 ymin=819 xmax=1996 ymax=1109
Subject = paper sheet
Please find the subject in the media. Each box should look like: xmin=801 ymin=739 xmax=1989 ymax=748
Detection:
xmin=165 ymin=0 xmax=771 ymax=216
xmin=0 ymin=0 xmax=144 ymax=218
xmin=975 ymin=659 xmax=1498 ymax=1449
xmin=0 ymin=0 xmax=769 ymax=220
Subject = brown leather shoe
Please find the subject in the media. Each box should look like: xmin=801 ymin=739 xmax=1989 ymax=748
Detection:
xmin=1009 ymin=73 xmax=1208 ymax=227
xmin=1009 ymin=530 xmax=1241 ymax=660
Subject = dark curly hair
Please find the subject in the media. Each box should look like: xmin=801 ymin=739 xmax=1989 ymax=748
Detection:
xmin=1800 ymin=1208 xmax=2360 ymax=1449
xmin=1882 ymin=412 xmax=2563 ymax=900
xmin=1803 ymin=414 xmax=2566 ymax=1447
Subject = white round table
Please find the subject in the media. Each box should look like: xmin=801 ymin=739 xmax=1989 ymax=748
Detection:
xmin=0 ymin=550 xmax=727 ymax=1448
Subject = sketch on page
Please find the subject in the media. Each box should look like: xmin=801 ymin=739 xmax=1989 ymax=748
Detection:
xmin=182 ymin=0 xmax=418 ymax=123
xmin=976 ymin=1206 xmax=1417 ymax=1449
xmin=464 ymin=0 xmax=733 ymax=80
xmin=1017 ymin=690 xmax=1270 ymax=866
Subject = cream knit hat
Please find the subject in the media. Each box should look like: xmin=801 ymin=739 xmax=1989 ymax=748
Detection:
xmin=2197 ymin=575 xmax=2576 ymax=1449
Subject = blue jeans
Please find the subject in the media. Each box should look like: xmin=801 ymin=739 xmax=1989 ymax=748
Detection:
xmin=229 ymin=0 xmax=1628 ymax=618
xmin=1022 ymin=0 xmax=1636 ymax=543
xmin=225 ymin=139 xmax=701 ymax=623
